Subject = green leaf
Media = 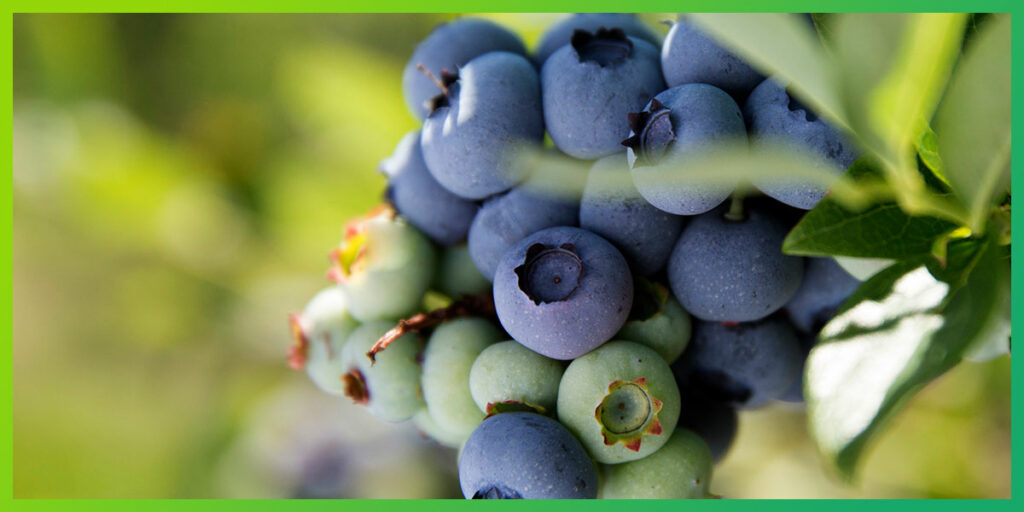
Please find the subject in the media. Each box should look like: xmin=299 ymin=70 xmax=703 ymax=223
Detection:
xmin=916 ymin=124 xmax=948 ymax=187
xmin=783 ymin=196 xmax=958 ymax=259
xmin=806 ymin=240 xmax=1004 ymax=480
xmin=688 ymin=13 xmax=848 ymax=130
xmin=867 ymin=14 xmax=967 ymax=163
xmin=935 ymin=13 xmax=1011 ymax=233
xmin=830 ymin=14 xmax=966 ymax=207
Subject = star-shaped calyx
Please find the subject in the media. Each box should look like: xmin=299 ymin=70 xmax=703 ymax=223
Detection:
xmin=571 ymin=27 xmax=633 ymax=67
xmin=419 ymin=65 xmax=460 ymax=115
xmin=594 ymin=377 xmax=665 ymax=452
xmin=621 ymin=98 xmax=676 ymax=169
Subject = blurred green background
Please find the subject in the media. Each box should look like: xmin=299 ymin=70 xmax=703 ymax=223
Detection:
xmin=12 ymin=13 xmax=1010 ymax=498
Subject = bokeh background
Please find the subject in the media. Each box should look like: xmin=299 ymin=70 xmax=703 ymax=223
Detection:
xmin=12 ymin=13 xmax=1011 ymax=498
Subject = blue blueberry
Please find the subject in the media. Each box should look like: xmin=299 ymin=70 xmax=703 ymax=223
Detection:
xmin=667 ymin=201 xmax=803 ymax=322
xmin=660 ymin=16 xmax=764 ymax=101
xmin=468 ymin=178 xmax=579 ymax=281
xmin=784 ymin=257 xmax=860 ymax=333
xmin=421 ymin=51 xmax=544 ymax=200
xmin=675 ymin=316 xmax=802 ymax=409
xmin=493 ymin=227 xmax=633 ymax=360
xmin=533 ymin=13 xmax=661 ymax=65
xmin=579 ymin=154 xmax=685 ymax=275
xmin=743 ymin=78 xmax=861 ymax=209
xmin=625 ymin=83 xmax=747 ymax=216
xmin=779 ymin=331 xmax=815 ymax=404
xmin=381 ymin=131 xmax=479 ymax=245
xmin=542 ymin=28 xmax=665 ymax=159
xmin=459 ymin=412 xmax=598 ymax=499
xmin=402 ymin=17 xmax=527 ymax=120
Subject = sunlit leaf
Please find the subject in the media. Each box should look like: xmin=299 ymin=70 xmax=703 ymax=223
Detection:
xmin=935 ymin=14 xmax=1011 ymax=233
xmin=807 ymin=240 xmax=1003 ymax=479
xmin=868 ymin=14 xmax=967 ymax=163
xmin=688 ymin=13 xmax=848 ymax=129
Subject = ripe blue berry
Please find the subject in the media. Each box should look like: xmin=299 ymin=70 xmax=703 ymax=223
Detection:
xmin=599 ymin=428 xmax=714 ymax=498
xmin=542 ymin=28 xmax=665 ymax=159
xmin=288 ymin=286 xmax=359 ymax=395
xmin=667 ymin=201 xmax=803 ymax=322
xmin=340 ymin=321 xmax=424 ymax=423
xmin=676 ymin=316 xmax=802 ymax=409
xmin=459 ymin=412 xmax=598 ymax=499
xmin=328 ymin=208 xmax=437 ymax=322
xmin=784 ymin=257 xmax=860 ymax=333
xmin=421 ymin=51 xmax=544 ymax=200
xmin=533 ymin=13 xmax=661 ymax=65
xmin=421 ymin=318 xmax=504 ymax=441
xmin=493 ymin=227 xmax=633 ymax=360
xmin=779 ymin=331 xmax=814 ymax=404
xmin=579 ymin=154 xmax=685 ymax=275
xmin=402 ymin=17 xmax=527 ymax=119
xmin=743 ymin=78 xmax=860 ymax=209
xmin=660 ymin=16 xmax=764 ymax=101
xmin=467 ymin=179 xmax=579 ymax=282
xmin=557 ymin=341 xmax=680 ymax=463
xmin=381 ymin=131 xmax=479 ymax=246
xmin=469 ymin=340 xmax=565 ymax=414
xmin=616 ymin=277 xmax=692 ymax=364
xmin=625 ymin=83 xmax=747 ymax=216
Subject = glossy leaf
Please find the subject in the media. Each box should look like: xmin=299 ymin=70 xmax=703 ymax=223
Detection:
xmin=935 ymin=14 xmax=1011 ymax=232
xmin=806 ymin=240 xmax=1004 ymax=479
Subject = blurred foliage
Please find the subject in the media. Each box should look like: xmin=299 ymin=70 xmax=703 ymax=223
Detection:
xmin=12 ymin=13 xmax=1010 ymax=498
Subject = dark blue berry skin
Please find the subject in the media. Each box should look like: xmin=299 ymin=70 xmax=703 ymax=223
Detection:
xmin=468 ymin=180 xmax=579 ymax=281
xmin=541 ymin=29 xmax=665 ymax=159
xmin=493 ymin=227 xmax=633 ymax=360
xmin=676 ymin=316 xmax=802 ymax=409
xmin=533 ymin=13 xmax=661 ymax=66
xmin=743 ymin=78 xmax=861 ymax=209
xmin=779 ymin=330 xmax=815 ymax=403
xmin=785 ymin=257 xmax=861 ymax=333
xmin=381 ymin=131 xmax=479 ymax=246
xmin=421 ymin=51 xmax=544 ymax=200
xmin=677 ymin=393 xmax=738 ymax=463
xmin=402 ymin=18 xmax=527 ymax=120
xmin=579 ymin=154 xmax=685 ymax=275
xmin=660 ymin=17 xmax=764 ymax=101
xmin=668 ymin=202 xmax=804 ymax=322
xmin=459 ymin=412 xmax=598 ymax=499
xmin=626 ymin=83 xmax=747 ymax=216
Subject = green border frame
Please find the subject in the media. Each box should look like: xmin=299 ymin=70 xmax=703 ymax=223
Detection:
xmin=3 ymin=0 xmax=1020 ymax=507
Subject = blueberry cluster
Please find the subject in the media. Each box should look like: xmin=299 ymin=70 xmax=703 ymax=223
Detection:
xmin=288 ymin=14 xmax=861 ymax=499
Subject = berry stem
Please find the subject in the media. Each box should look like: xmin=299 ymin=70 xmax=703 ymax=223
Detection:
xmin=723 ymin=194 xmax=746 ymax=222
xmin=417 ymin=63 xmax=449 ymax=96
xmin=366 ymin=293 xmax=496 ymax=364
